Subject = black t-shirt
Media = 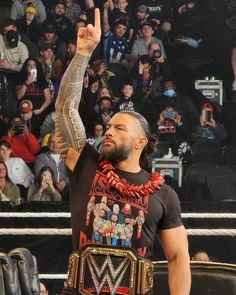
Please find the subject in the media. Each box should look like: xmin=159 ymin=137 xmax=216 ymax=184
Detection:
xmin=69 ymin=143 xmax=182 ymax=259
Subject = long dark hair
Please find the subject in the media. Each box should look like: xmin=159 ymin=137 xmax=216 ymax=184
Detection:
xmin=36 ymin=166 xmax=57 ymax=187
xmin=20 ymin=57 xmax=47 ymax=85
xmin=0 ymin=160 xmax=11 ymax=183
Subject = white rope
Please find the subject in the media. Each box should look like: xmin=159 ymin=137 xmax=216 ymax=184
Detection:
xmin=0 ymin=228 xmax=235 ymax=236
xmin=0 ymin=212 xmax=235 ymax=218
xmin=39 ymin=274 xmax=67 ymax=279
xmin=182 ymin=213 xmax=236 ymax=219
xmin=0 ymin=212 xmax=71 ymax=218
xmin=0 ymin=228 xmax=72 ymax=235
xmin=187 ymin=229 xmax=236 ymax=236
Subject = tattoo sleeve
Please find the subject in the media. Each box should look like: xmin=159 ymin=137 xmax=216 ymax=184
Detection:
xmin=55 ymin=54 xmax=89 ymax=165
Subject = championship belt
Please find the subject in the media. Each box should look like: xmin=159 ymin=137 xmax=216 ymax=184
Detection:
xmin=67 ymin=245 xmax=154 ymax=295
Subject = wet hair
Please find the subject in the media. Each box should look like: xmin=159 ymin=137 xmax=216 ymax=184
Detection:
xmin=119 ymin=110 xmax=150 ymax=137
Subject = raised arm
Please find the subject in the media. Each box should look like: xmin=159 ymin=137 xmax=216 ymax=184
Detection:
xmin=55 ymin=8 xmax=101 ymax=171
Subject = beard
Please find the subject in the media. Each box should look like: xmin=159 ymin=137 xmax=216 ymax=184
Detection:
xmin=100 ymin=142 xmax=132 ymax=162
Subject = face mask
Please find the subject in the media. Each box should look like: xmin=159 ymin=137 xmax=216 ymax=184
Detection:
xmin=163 ymin=89 xmax=176 ymax=97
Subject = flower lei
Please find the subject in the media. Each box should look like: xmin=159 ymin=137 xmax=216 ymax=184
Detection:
xmin=99 ymin=158 xmax=165 ymax=198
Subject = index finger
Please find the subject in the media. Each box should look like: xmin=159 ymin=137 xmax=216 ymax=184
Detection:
xmin=94 ymin=8 xmax=101 ymax=32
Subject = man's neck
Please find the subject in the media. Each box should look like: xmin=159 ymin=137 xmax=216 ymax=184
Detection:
xmin=114 ymin=159 xmax=141 ymax=173
xmin=143 ymin=36 xmax=152 ymax=43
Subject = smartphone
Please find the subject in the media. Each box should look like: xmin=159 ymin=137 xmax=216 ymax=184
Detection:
xmin=30 ymin=68 xmax=37 ymax=81
xmin=202 ymin=110 xmax=212 ymax=122
xmin=163 ymin=111 xmax=176 ymax=119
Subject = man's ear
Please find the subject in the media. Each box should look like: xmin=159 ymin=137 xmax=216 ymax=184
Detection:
xmin=135 ymin=136 xmax=148 ymax=150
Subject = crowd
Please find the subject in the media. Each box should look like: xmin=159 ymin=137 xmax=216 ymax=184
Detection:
xmin=0 ymin=0 xmax=236 ymax=203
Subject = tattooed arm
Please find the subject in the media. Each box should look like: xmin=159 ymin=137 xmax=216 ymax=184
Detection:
xmin=55 ymin=9 xmax=101 ymax=171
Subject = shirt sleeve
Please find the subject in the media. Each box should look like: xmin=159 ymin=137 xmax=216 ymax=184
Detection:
xmin=157 ymin=184 xmax=182 ymax=230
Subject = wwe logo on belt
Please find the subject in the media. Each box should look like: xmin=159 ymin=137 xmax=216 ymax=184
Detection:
xmin=86 ymin=254 xmax=130 ymax=295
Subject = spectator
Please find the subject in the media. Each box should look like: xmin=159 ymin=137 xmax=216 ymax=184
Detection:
xmin=65 ymin=39 xmax=76 ymax=68
xmin=156 ymin=103 xmax=189 ymax=155
xmin=15 ymin=57 xmax=52 ymax=131
xmin=0 ymin=160 xmax=21 ymax=205
xmin=0 ymin=116 xmax=40 ymax=167
xmin=0 ymin=29 xmax=28 ymax=74
xmin=154 ymin=80 xmax=198 ymax=128
xmin=1 ymin=18 xmax=38 ymax=59
xmin=103 ymin=2 xmax=130 ymax=66
xmin=39 ymin=282 xmax=48 ymax=295
xmin=0 ymin=140 xmax=34 ymax=190
xmin=140 ymin=0 xmax=174 ymax=34
xmin=132 ymin=4 xmax=150 ymax=42
xmin=192 ymin=250 xmax=210 ymax=262
xmin=108 ymin=0 xmax=134 ymax=41
xmin=46 ymin=0 xmax=75 ymax=43
xmin=27 ymin=166 xmax=62 ymax=202
xmin=86 ymin=122 xmax=105 ymax=152
xmin=129 ymin=21 xmax=165 ymax=67
xmin=38 ymin=20 xmax=67 ymax=62
xmin=38 ymin=45 xmax=63 ymax=99
xmin=117 ymin=80 xmax=141 ymax=112
xmin=10 ymin=0 xmax=47 ymax=24
xmin=192 ymin=103 xmax=227 ymax=146
xmin=94 ymin=96 xmax=115 ymax=127
xmin=34 ymin=134 xmax=70 ymax=201
xmin=64 ymin=0 xmax=81 ymax=24
xmin=16 ymin=4 xmax=41 ymax=44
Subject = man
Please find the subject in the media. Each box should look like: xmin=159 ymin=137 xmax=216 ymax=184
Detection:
xmin=55 ymin=8 xmax=191 ymax=295
xmin=0 ymin=116 xmax=40 ymax=167
xmin=129 ymin=21 xmax=165 ymax=67
xmin=64 ymin=0 xmax=81 ymax=24
xmin=0 ymin=29 xmax=28 ymax=73
xmin=38 ymin=19 xmax=67 ymax=62
xmin=46 ymin=0 xmax=75 ymax=43
xmin=34 ymin=133 xmax=70 ymax=201
xmin=103 ymin=1 xmax=130 ymax=65
xmin=10 ymin=0 xmax=47 ymax=24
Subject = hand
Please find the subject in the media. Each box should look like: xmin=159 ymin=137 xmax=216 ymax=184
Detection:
xmin=206 ymin=118 xmax=216 ymax=128
xmin=39 ymin=180 xmax=48 ymax=192
xmin=56 ymin=179 xmax=66 ymax=192
xmin=156 ymin=54 xmax=165 ymax=64
xmin=8 ymin=127 xmax=16 ymax=136
xmin=101 ymin=112 xmax=111 ymax=124
xmin=97 ymin=62 xmax=107 ymax=75
xmin=200 ymin=114 xmax=206 ymax=126
xmin=25 ymin=74 xmax=36 ymax=85
xmin=104 ymin=0 xmax=110 ymax=9
xmin=139 ymin=61 xmax=144 ymax=74
xmin=77 ymin=8 xmax=101 ymax=56
xmin=0 ymin=59 xmax=12 ymax=69
xmin=33 ymin=109 xmax=42 ymax=115
xmin=151 ymin=18 xmax=161 ymax=25
xmin=22 ymin=124 xmax=30 ymax=134
xmin=172 ymin=113 xmax=181 ymax=125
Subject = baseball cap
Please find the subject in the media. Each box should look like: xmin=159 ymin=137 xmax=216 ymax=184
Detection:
xmin=54 ymin=0 xmax=66 ymax=8
xmin=6 ymin=30 xmax=19 ymax=49
xmin=137 ymin=5 xmax=149 ymax=13
xmin=202 ymin=102 xmax=214 ymax=111
xmin=25 ymin=5 xmax=37 ymax=14
xmin=19 ymin=100 xmax=33 ymax=114
xmin=42 ymin=20 xmax=57 ymax=33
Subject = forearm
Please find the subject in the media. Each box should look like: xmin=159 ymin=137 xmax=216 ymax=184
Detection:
xmin=39 ymin=89 xmax=52 ymax=112
xmin=168 ymin=253 xmax=191 ymax=295
xmin=55 ymin=53 xmax=89 ymax=163
xmin=16 ymin=85 xmax=27 ymax=100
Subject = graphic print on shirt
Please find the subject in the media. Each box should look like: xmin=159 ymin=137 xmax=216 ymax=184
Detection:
xmin=85 ymin=170 xmax=147 ymax=248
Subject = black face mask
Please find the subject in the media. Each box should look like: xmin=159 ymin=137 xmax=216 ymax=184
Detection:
xmin=100 ymin=107 xmax=112 ymax=115
xmin=6 ymin=30 xmax=19 ymax=49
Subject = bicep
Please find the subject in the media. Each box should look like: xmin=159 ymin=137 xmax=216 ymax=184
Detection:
xmin=158 ymin=225 xmax=189 ymax=261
